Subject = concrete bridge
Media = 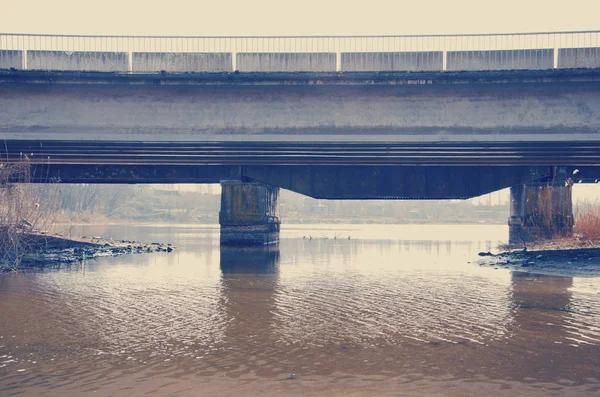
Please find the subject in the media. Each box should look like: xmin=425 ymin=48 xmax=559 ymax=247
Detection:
xmin=1 ymin=31 xmax=600 ymax=245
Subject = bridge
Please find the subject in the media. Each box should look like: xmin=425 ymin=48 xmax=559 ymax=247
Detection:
xmin=1 ymin=31 xmax=600 ymax=245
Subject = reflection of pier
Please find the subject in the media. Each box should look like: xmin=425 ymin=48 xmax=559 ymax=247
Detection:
xmin=219 ymin=246 xmax=282 ymax=376
xmin=510 ymin=270 xmax=573 ymax=348
xmin=509 ymin=271 xmax=580 ymax=348
xmin=215 ymin=245 xmax=600 ymax=384
xmin=505 ymin=272 xmax=599 ymax=382
xmin=220 ymin=246 xmax=280 ymax=274
xmin=511 ymin=271 xmax=572 ymax=313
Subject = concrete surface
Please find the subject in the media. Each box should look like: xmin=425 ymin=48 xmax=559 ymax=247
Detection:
xmin=447 ymin=49 xmax=554 ymax=71
xmin=0 ymin=50 xmax=22 ymax=69
xmin=341 ymin=51 xmax=442 ymax=71
xmin=558 ymin=47 xmax=600 ymax=68
xmin=219 ymin=181 xmax=280 ymax=245
xmin=236 ymin=53 xmax=336 ymax=72
xmin=132 ymin=52 xmax=232 ymax=72
xmin=509 ymin=183 xmax=573 ymax=243
xmin=27 ymin=51 xmax=128 ymax=71
xmin=1 ymin=72 xmax=599 ymax=143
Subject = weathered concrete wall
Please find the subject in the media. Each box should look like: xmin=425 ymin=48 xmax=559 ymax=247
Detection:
xmin=2 ymin=78 xmax=600 ymax=143
xmin=341 ymin=52 xmax=443 ymax=71
xmin=220 ymin=181 xmax=280 ymax=246
xmin=132 ymin=52 xmax=232 ymax=72
xmin=27 ymin=51 xmax=128 ymax=71
xmin=236 ymin=53 xmax=336 ymax=72
xmin=0 ymin=50 xmax=22 ymax=69
xmin=447 ymin=49 xmax=554 ymax=71
xmin=508 ymin=183 xmax=573 ymax=243
xmin=558 ymin=47 xmax=600 ymax=69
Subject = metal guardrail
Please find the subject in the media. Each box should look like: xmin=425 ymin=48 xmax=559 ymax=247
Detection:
xmin=1 ymin=31 xmax=599 ymax=73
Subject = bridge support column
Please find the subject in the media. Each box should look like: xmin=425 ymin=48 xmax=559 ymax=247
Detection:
xmin=508 ymin=182 xmax=573 ymax=244
xmin=219 ymin=181 xmax=280 ymax=246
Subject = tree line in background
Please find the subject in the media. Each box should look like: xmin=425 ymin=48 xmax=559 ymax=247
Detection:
xmin=50 ymin=184 xmax=510 ymax=225
xmin=46 ymin=183 xmax=600 ymax=238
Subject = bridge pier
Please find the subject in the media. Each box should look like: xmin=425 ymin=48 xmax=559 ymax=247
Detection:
xmin=508 ymin=182 xmax=573 ymax=244
xmin=219 ymin=181 xmax=280 ymax=246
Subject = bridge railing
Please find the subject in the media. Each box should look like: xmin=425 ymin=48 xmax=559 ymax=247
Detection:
xmin=1 ymin=31 xmax=599 ymax=73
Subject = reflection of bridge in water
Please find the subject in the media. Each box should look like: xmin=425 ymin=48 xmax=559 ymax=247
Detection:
xmin=217 ymin=244 xmax=600 ymax=387
xmin=1 ymin=237 xmax=599 ymax=393
xmin=2 ymin=31 xmax=600 ymax=244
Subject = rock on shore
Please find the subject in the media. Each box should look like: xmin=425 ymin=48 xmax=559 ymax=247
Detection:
xmin=17 ymin=232 xmax=175 ymax=268
xmin=477 ymin=240 xmax=600 ymax=277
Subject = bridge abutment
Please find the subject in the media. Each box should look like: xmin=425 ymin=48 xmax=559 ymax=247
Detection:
xmin=508 ymin=182 xmax=573 ymax=244
xmin=219 ymin=181 xmax=280 ymax=246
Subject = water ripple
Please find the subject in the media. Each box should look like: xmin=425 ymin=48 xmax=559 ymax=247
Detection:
xmin=1 ymin=224 xmax=599 ymax=396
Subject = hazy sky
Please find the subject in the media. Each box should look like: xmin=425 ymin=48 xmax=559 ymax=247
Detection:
xmin=3 ymin=0 xmax=599 ymax=36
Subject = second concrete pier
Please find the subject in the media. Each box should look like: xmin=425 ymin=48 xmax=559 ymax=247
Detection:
xmin=508 ymin=182 xmax=573 ymax=244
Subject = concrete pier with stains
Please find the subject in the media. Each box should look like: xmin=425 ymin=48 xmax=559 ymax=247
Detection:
xmin=508 ymin=182 xmax=573 ymax=244
xmin=219 ymin=181 xmax=280 ymax=246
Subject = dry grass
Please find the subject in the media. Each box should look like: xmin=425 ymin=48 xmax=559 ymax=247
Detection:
xmin=0 ymin=158 xmax=61 ymax=270
xmin=575 ymin=199 xmax=600 ymax=240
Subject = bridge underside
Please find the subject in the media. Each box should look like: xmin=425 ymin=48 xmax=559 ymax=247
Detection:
xmin=6 ymin=138 xmax=600 ymax=199
xmin=21 ymin=161 xmax=599 ymax=199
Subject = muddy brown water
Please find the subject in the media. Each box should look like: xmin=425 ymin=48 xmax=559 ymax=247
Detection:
xmin=0 ymin=224 xmax=599 ymax=396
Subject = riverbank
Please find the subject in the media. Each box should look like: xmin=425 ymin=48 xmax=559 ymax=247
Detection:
xmin=1 ymin=232 xmax=174 ymax=272
xmin=478 ymin=238 xmax=600 ymax=277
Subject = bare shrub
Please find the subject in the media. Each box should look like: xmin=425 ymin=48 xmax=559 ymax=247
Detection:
xmin=0 ymin=158 xmax=61 ymax=270
xmin=575 ymin=199 xmax=600 ymax=240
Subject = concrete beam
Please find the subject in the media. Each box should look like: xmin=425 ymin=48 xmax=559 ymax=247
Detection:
xmin=236 ymin=53 xmax=336 ymax=72
xmin=2 ymin=76 xmax=600 ymax=143
xmin=0 ymin=50 xmax=22 ymax=69
xmin=27 ymin=51 xmax=128 ymax=72
xmin=341 ymin=52 xmax=443 ymax=71
xmin=447 ymin=49 xmax=554 ymax=71
xmin=558 ymin=47 xmax=600 ymax=69
xmin=132 ymin=52 xmax=232 ymax=72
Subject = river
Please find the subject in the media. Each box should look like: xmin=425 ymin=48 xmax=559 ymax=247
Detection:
xmin=1 ymin=224 xmax=599 ymax=396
